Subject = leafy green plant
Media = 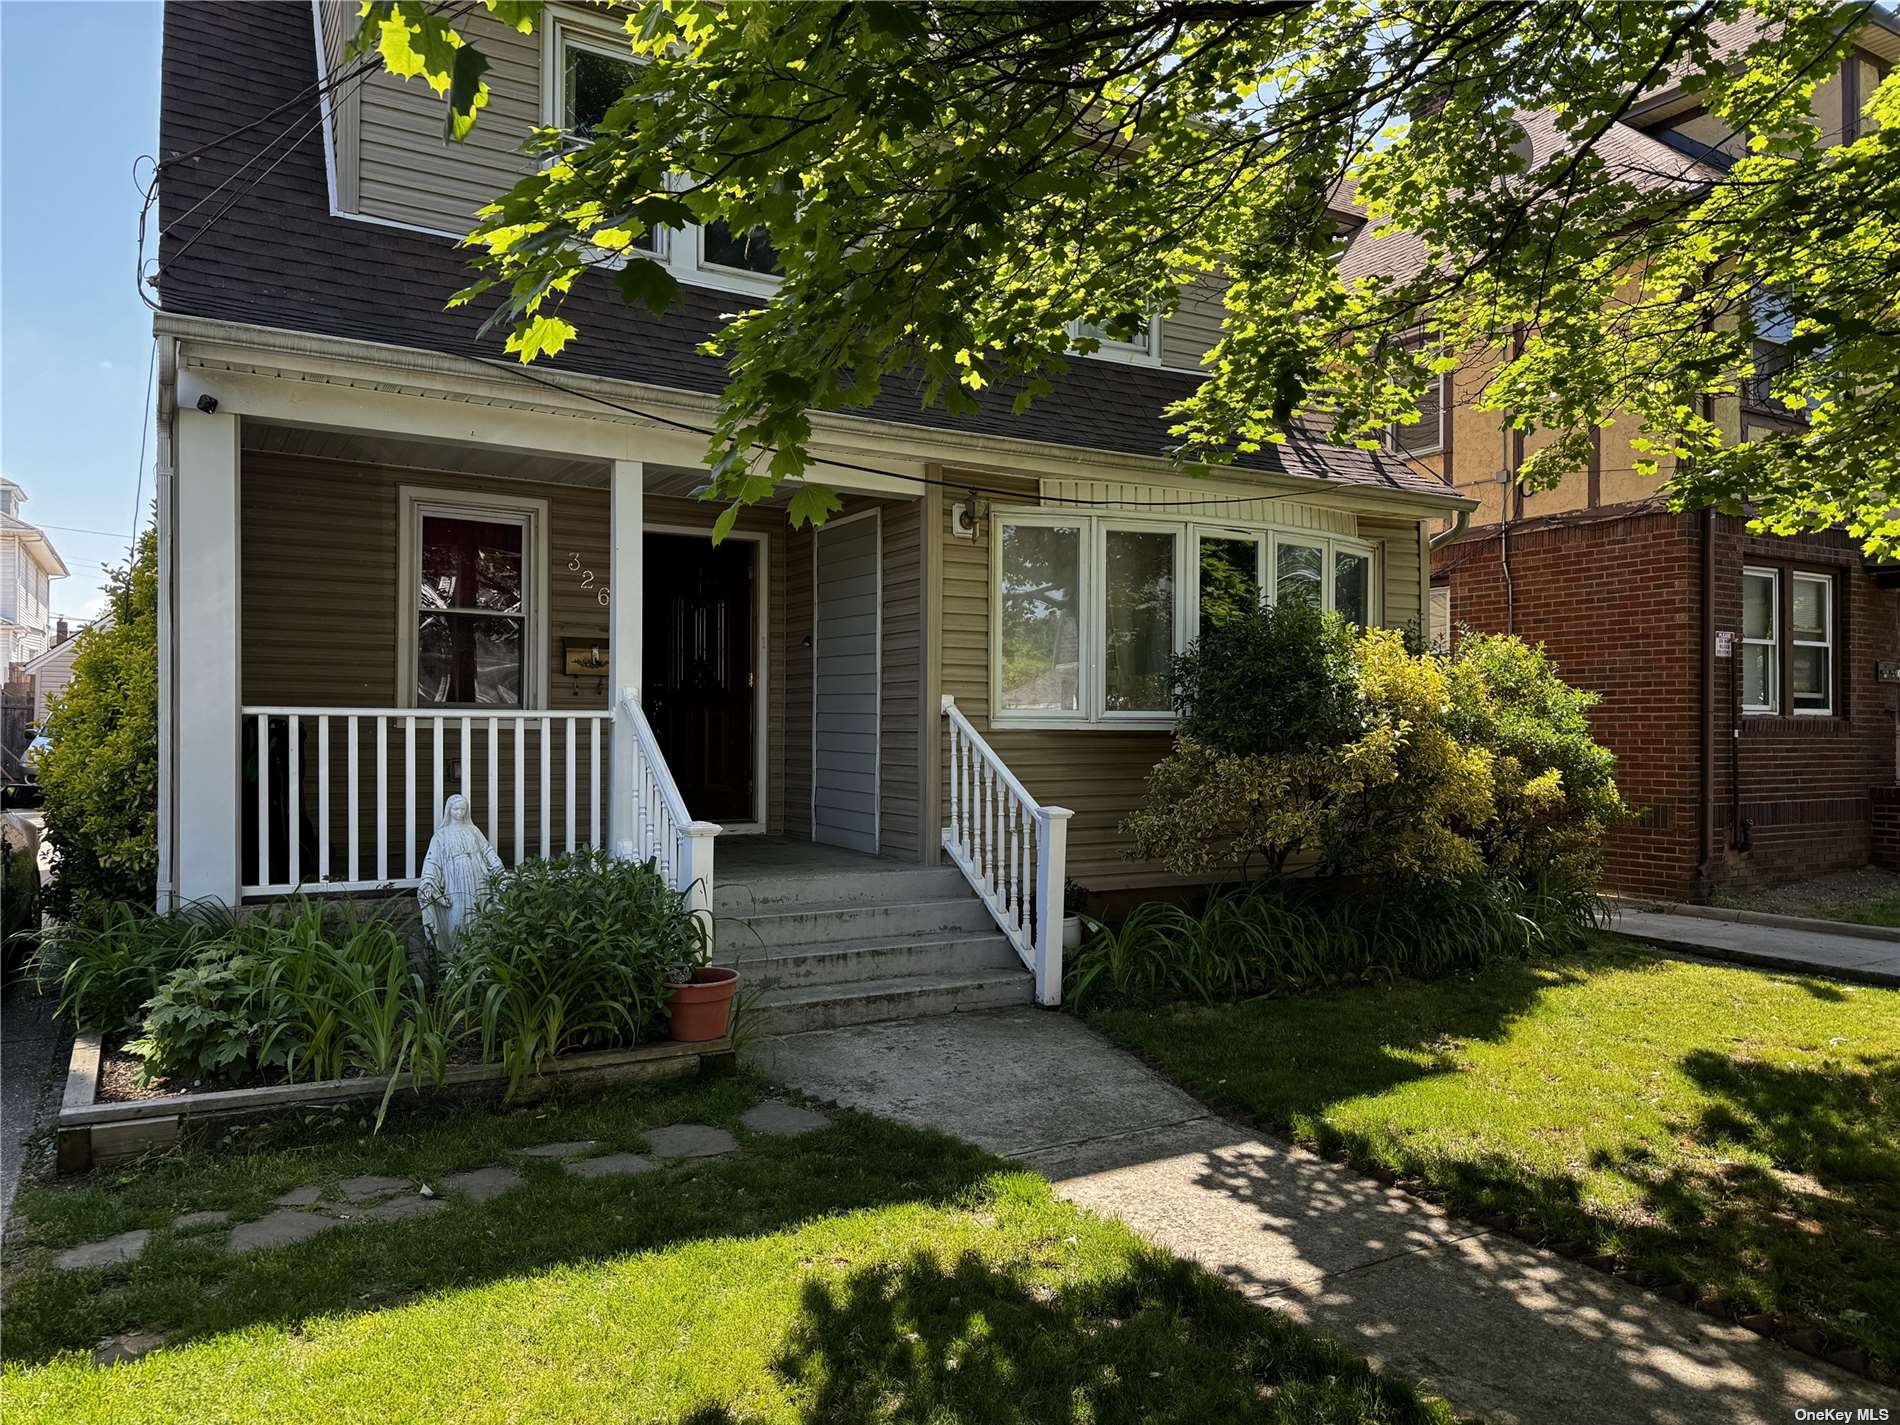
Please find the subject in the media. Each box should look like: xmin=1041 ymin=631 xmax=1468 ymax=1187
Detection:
xmin=127 ymin=952 xmax=277 ymax=1084
xmin=449 ymin=850 xmax=703 ymax=1098
xmin=1066 ymin=876 xmax=1602 ymax=1010
xmin=31 ymin=900 xmax=216 ymax=1031
xmin=37 ymin=525 xmax=159 ymax=917
xmin=1171 ymin=600 xmax=1364 ymax=758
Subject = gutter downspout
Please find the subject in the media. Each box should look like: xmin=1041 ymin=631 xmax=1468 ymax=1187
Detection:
xmin=1696 ymin=506 xmax=1716 ymax=898
xmin=1428 ymin=507 xmax=1471 ymax=550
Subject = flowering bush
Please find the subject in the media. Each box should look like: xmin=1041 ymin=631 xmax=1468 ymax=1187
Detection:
xmin=1125 ymin=607 xmax=1623 ymax=891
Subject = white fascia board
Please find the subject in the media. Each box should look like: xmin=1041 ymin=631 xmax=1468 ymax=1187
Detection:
xmin=156 ymin=313 xmax=1471 ymax=513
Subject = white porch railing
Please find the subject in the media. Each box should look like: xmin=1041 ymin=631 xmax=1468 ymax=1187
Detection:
xmin=940 ymin=695 xmax=1073 ymax=1006
xmin=240 ymin=706 xmax=612 ymax=897
xmin=614 ymin=687 xmax=718 ymax=923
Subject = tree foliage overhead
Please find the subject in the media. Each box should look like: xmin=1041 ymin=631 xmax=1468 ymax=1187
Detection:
xmin=355 ymin=1 xmax=1900 ymax=548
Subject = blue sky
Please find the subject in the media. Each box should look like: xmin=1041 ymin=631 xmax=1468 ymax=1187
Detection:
xmin=2 ymin=1 xmax=163 ymax=623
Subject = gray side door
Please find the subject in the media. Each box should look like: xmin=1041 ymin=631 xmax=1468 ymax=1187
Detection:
xmin=811 ymin=512 xmax=880 ymax=853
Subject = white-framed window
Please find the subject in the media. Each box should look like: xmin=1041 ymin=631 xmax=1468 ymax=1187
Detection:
xmin=1741 ymin=566 xmax=1779 ymax=714
xmin=1098 ymin=521 xmax=1181 ymax=718
xmin=991 ymin=509 xmax=1378 ymax=728
xmin=398 ymin=488 xmax=549 ymax=709
xmin=1791 ymin=571 xmax=1833 ymax=715
xmin=544 ymin=15 xmax=662 ymax=256
xmin=1194 ymin=529 xmax=1265 ymax=639
xmin=1069 ymin=315 xmax=1163 ymax=367
xmin=996 ymin=516 xmax=1087 ymax=722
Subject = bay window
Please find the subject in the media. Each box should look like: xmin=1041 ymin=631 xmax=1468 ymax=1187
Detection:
xmin=998 ymin=520 xmax=1085 ymax=717
xmin=1101 ymin=526 xmax=1178 ymax=715
xmin=1196 ymin=531 xmax=1264 ymax=637
xmin=1273 ymin=537 xmax=1324 ymax=609
xmin=992 ymin=510 xmax=1376 ymax=727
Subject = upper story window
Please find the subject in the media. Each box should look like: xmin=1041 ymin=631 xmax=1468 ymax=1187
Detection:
xmin=701 ymin=219 xmax=780 ymax=277
xmin=1069 ymin=315 xmax=1161 ymax=367
xmin=1387 ymin=370 xmax=1447 ymax=457
xmin=549 ymin=22 xmax=659 ymax=255
xmin=994 ymin=510 xmax=1376 ymax=728
xmin=1742 ymin=563 xmax=1835 ymax=717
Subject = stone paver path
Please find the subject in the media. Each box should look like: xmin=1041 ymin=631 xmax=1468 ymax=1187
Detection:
xmin=1613 ymin=907 xmax=1900 ymax=986
xmin=567 ymin=1152 xmax=658 ymax=1179
xmin=748 ymin=1010 xmax=1899 ymax=1425
xmin=45 ymin=1106 xmax=827 ymax=1291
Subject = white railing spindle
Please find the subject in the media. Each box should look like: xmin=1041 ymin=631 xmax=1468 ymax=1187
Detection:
xmin=238 ymin=706 xmax=612 ymax=896
xmin=612 ymin=687 xmax=717 ymax=929
xmin=938 ymin=696 xmax=1072 ymax=1006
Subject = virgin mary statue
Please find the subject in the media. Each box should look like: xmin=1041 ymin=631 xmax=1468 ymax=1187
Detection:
xmin=417 ymin=794 xmax=504 ymax=958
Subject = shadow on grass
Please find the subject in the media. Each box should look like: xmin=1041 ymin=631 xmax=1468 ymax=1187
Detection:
xmin=1 ymin=1079 xmax=1004 ymax=1366
xmin=675 ymin=1249 xmax=1450 ymax=1425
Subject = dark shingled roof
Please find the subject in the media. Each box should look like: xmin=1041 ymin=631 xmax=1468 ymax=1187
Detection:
xmin=156 ymin=1 xmax=1453 ymax=502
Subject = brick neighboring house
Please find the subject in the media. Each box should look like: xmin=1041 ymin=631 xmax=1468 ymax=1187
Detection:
xmin=1393 ymin=16 xmax=1900 ymax=899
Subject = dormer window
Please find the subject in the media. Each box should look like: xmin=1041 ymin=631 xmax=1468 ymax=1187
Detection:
xmin=549 ymin=21 xmax=659 ymax=254
xmin=1069 ymin=315 xmax=1161 ymax=367
xmin=701 ymin=219 xmax=780 ymax=277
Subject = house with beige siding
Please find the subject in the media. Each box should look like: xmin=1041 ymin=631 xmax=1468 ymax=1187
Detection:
xmin=151 ymin=2 xmax=1470 ymax=1026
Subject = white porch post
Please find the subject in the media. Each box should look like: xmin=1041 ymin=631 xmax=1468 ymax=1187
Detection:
xmin=173 ymin=407 xmax=242 ymax=903
xmin=607 ymin=459 xmax=643 ymax=852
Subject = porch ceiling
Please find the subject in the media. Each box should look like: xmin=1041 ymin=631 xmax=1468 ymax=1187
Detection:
xmin=241 ymin=420 xmax=611 ymax=487
xmin=236 ymin=421 xmax=800 ymax=505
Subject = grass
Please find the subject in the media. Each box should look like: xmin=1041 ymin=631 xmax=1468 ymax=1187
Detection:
xmin=1810 ymin=894 xmax=1900 ymax=930
xmin=1 ymin=1075 xmax=1455 ymax=1424
xmin=1087 ymin=935 xmax=1900 ymax=1376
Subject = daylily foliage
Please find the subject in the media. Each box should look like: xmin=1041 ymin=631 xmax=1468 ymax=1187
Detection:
xmin=356 ymin=1 xmax=1900 ymax=545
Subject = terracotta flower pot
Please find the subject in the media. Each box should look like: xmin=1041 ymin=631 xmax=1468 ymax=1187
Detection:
xmin=664 ymin=965 xmax=741 ymax=1042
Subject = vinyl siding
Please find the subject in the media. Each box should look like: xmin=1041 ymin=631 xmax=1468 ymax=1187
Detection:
xmin=345 ymin=8 xmax=541 ymax=233
xmin=811 ymin=515 xmax=881 ymax=853
xmin=1159 ymin=273 xmax=1229 ymax=372
xmin=1361 ymin=515 xmax=1423 ymax=633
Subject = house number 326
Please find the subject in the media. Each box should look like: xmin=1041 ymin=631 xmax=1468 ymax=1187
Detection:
xmin=568 ymin=552 xmax=610 ymax=606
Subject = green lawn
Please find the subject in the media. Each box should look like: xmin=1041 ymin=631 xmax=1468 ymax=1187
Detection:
xmin=1089 ymin=937 xmax=1900 ymax=1375
xmin=1810 ymin=894 xmax=1900 ymax=929
xmin=2 ymin=1075 xmax=1454 ymax=1424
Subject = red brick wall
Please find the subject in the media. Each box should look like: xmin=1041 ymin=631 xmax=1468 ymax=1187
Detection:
xmin=1433 ymin=508 xmax=1900 ymax=899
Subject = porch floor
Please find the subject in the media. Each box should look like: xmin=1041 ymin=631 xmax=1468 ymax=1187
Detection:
xmin=714 ymin=836 xmax=924 ymax=885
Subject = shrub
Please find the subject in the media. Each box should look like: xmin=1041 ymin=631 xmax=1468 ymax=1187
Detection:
xmin=449 ymin=850 xmax=703 ymax=1097
xmin=1170 ymin=599 xmax=1363 ymax=756
xmin=37 ymin=525 xmax=159 ymax=918
xmin=1444 ymin=632 xmax=1626 ymax=888
xmin=1128 ymin=618 xmax=1621 ymax=892
xmin=1067 ymin=876 xmax=1602 ymax=1009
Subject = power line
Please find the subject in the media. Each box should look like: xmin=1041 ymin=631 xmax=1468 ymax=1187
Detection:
xmin=466 ymin=355 xmax=1434 ymax=510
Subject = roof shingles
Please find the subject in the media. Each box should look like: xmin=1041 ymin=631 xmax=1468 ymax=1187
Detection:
xmin=157 ymin=1 xmax=1449 ymax=501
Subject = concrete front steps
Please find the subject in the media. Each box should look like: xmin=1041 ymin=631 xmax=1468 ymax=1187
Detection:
xmin=712 ymin=860 xmax=1031 ymax=1034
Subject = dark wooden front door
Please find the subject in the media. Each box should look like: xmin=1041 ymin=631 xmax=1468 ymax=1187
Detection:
xmin=644 ymin=533 xmax=756 ymax=823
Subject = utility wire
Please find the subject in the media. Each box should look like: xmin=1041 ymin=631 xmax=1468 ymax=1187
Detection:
xmin=465 ymin=354 xmax=1434 ymax=510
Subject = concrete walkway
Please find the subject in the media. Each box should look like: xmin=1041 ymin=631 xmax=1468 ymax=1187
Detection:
xmin=1612 ymin=907 xmax=1900 ymax=986
xmin=2 ymin=979 xmax=65 ymax=1230
xmin=748 ymin=1010 xmax=1898 ymax=1425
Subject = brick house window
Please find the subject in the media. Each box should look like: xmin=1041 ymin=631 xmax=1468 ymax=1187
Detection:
xmin=1742 ymin=564 xmax=1836 ymax=717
